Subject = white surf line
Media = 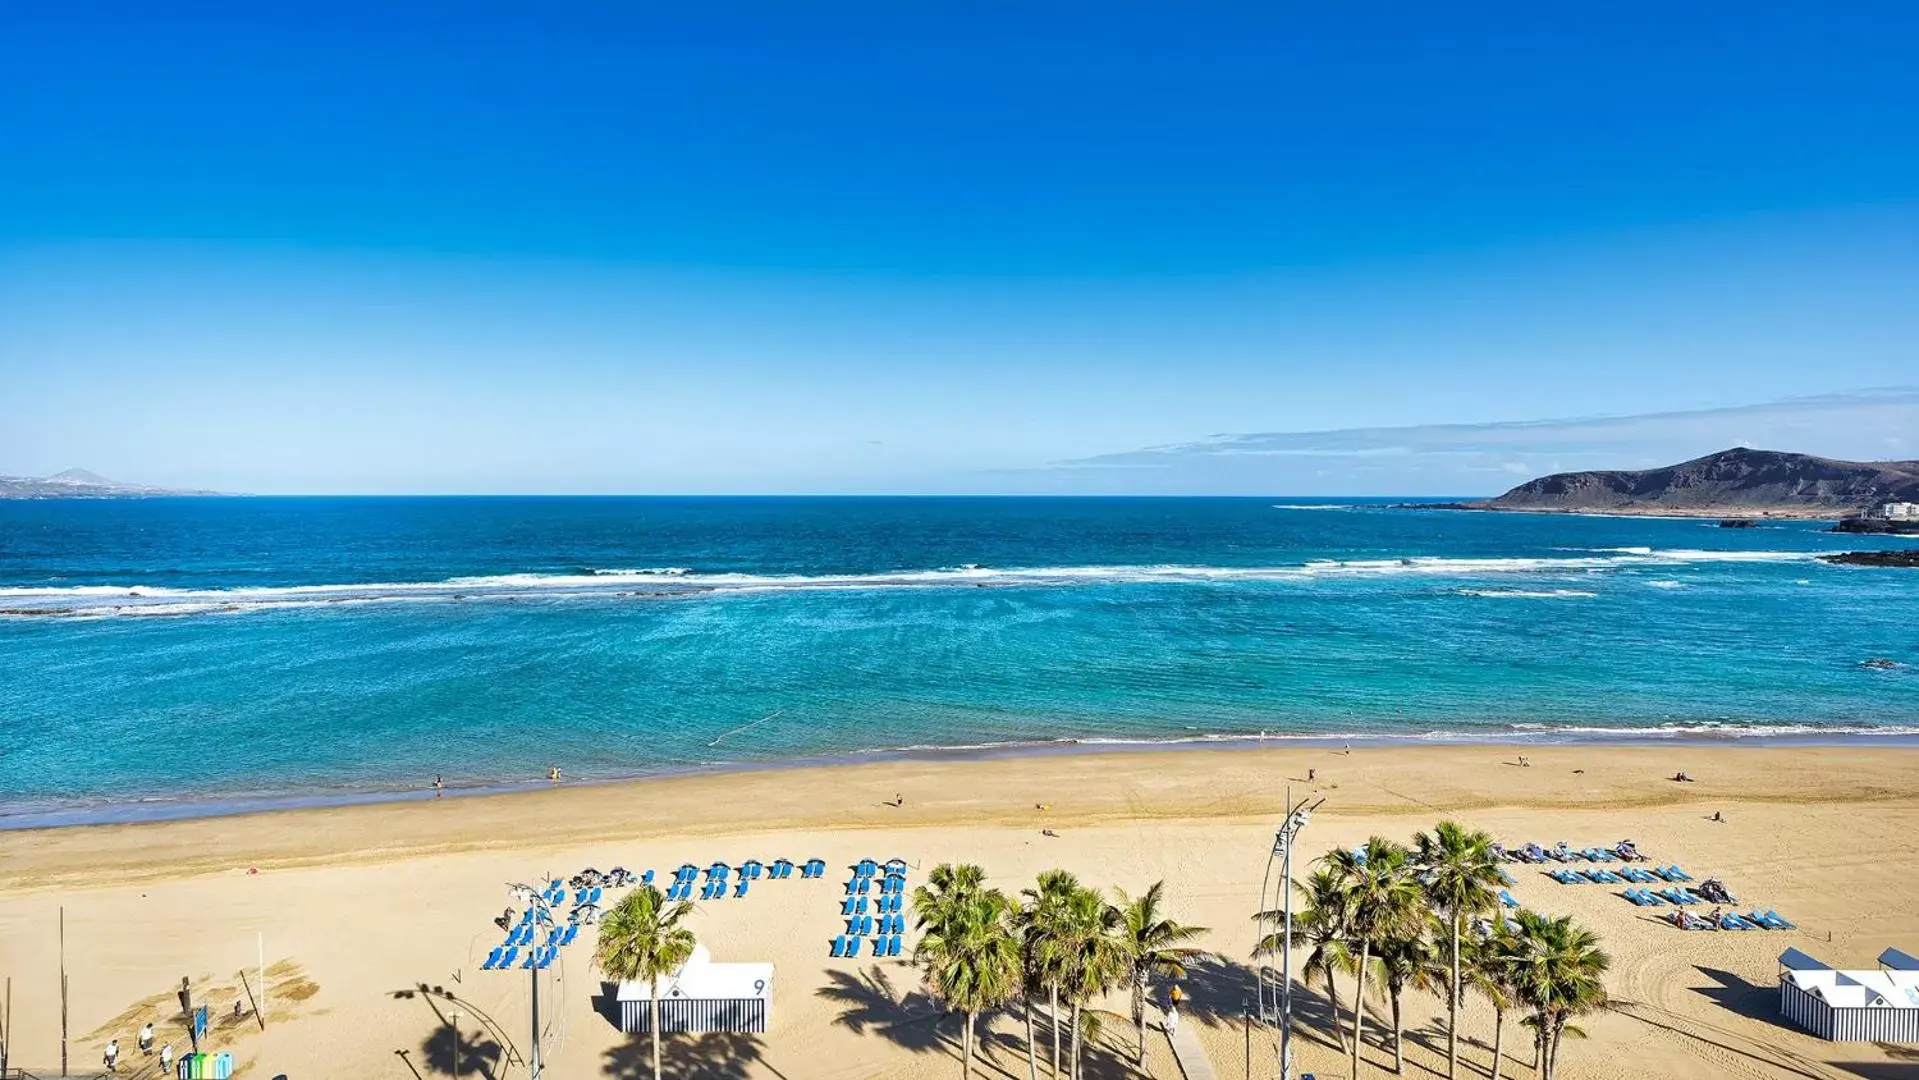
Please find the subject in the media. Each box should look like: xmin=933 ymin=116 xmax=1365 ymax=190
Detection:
xmin=708 ymin=710 xmax=784 ymax=747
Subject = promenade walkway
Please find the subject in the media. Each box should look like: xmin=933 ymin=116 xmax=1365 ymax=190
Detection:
xmin=1164 ymin=1015 xmax=1218 ymax=1080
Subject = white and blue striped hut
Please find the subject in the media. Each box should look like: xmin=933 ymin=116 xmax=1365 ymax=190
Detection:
xmin=1778 ymin=947 xmax=1919 ymax=1042
xmin=617 ymin=945 xmax=774 ymax=1034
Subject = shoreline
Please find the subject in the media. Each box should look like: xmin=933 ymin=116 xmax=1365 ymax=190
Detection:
xmin=9 ymin=726 xmax=1919 ymax=832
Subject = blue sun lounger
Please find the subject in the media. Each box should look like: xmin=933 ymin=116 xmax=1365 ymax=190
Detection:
xmin=1662 ymin=866 xmax=1691 ymax=882
xmin=734 ymin=879 xmax=750 ymax=898
xmin=846 ymin=936 xmax=863 ymax=958
xmin=830 ymin=935 xmax=847 ymax=958
xmin=1499 ymin=890 xmax=1520 ymax=909
xmin=803 ymin=858 xmax=826 ymax=879
xmin=482 ymin=947 xmax=505 ymax=970
xmin=887 ymin=935 xmax=904 ymax=957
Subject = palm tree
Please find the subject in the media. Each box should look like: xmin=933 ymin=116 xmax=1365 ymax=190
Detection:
xmin=1464 ymin=925 xmax=1520 ymax=1080
xmin=913 ymin=863 xmax=1023 ymax=1080
xmin=592 ymin=884 xmax=698 ymax=1080
xmin=1504 ymin=910 xmax=1609 ymax=1080
xmin=1372 ymin=926 xmax=1442 ymax=1075
xmin=1415 ymin=821 xmax=1503 ymax=1080
xmin=1019 ymin=869 xmax=1083 ymax=1078
xmin=1255 ymin=865 xmax=1355 ymax=1052
xmin=1332 ymin=837 xmax=1427 ymax=1079
xmin=1115 ymin=881 xmax=1209 ymax=1065
xmin=1058 ymin=883 xmax=1130 ymax=1080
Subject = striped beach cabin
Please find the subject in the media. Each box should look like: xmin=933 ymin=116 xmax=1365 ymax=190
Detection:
xmin=616 ymin=945 xmax=774 ymax=1035
xmin=1777 ymin=947 xmax=1919 ymax=1043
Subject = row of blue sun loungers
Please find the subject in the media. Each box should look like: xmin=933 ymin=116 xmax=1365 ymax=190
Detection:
xmin=841 ymin=892 xmax=905 ymax=916
xmin=498 ymin=920 xmax=583 ymax=948
xmin=1504 ymin=842 xmax=1644 ymax=864
xmin=845 ymin=913 xmax=908 ymax=937
xmin=481 ymin=943 xmax=559 ymax=970
xmin=1666 ymin=909 xmax=1796 ymax=931
xmin=1548 ymin=864 xmax=1689 ymax=885
xmin=1623 ymin=885 xmax=1706 ymax=905
xmin=831 ymin=934 xmax=905 ymax=958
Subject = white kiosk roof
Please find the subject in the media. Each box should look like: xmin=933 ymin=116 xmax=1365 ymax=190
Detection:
xmin=616 ymin=944 xmax=774 ymax=1003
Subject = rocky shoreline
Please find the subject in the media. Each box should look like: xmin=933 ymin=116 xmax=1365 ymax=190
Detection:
xmin=1820 ymin=550 xmax=1919 ymax=568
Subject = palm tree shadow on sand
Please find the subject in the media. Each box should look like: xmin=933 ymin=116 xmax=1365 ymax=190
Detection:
xmin=814 ymin=964 xmax=951 ymax=1055
xmin=602 ymin=1030 xmax=790 ymax=1080
xmin=1180 ymin=955 xmax=1347 ymax=1046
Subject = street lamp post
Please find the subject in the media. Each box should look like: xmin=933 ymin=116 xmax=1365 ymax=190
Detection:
xmin=1268 ymin=791 xmax=1320 ymax=1080
xmin=507 ymin=883 xmax=556 ymax=1080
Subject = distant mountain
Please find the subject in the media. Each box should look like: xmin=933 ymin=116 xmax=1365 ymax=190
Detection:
xmin=1467 ymin=448 xmax=1919 ymax=517
xmin=0 ymin=469 xmax=224 ymax=499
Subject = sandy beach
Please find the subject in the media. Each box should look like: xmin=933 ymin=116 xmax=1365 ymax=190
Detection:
xmin=3 ymin=744 xmax=1918 ymax=1079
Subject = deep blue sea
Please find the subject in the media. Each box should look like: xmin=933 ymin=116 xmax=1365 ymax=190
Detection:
xmin=3 ymin=497 xmax=1916 ymax=824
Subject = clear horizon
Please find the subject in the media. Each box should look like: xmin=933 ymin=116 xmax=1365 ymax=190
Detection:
xmin=5 ymin=6 xmax=1917 ymax=494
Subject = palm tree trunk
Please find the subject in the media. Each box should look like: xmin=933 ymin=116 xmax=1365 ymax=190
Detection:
xmin=1531 ymin=1009 xmax=1544 ymax=1077
xmin=1050 ymin=984 xmax=1062 ymax=1079
xmin=1391 ymin=988 xmax=1404 ymax=1074
xmin=962 ymin=1009 xmax=975 ymax=1080
xmin=1448 ymin=913 xmax=1461 ymax=1080
xmin=1321 ymin=961 xmax=1348 ymax=1052
xmin=1025 ymin=996 xmax=1039 ymax=1080
xmin=650 ymin=980 xmax=662 ymax=1080
xmin=1349 ymin=941 xmax=1371 ymax=1080
xmin=1069 ymin=1001 xmax=1083 ymax=1080
xmin=1489 ymin=1005 xmax=1505 ymax=1080
xmin=1135 ymin=970 xmax=1148 ymax=1064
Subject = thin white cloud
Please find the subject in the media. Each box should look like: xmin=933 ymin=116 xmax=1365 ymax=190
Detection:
xmin=1006 ymin=388 xmax=1919 ymax=495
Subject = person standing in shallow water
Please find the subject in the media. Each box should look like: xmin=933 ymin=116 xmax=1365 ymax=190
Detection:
xmin=548 ymin=765 xmax=562 ymax=782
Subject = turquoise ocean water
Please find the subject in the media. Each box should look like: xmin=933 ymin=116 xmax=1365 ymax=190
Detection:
xmin=2 ymin=497 xmax=1915 ymax=825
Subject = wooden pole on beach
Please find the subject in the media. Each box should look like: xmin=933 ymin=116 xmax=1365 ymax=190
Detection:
xmin=59 ymin=907 xmax=68 ymax=1077
xmin=258 ymin=932 xmax=267 ymax=1027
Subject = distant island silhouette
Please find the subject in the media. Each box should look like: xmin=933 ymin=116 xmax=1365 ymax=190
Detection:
xmin=1415 ymin=447 xmax=1919 ymax=520
xmin=0 ymin=468 xmax=225 ymax=499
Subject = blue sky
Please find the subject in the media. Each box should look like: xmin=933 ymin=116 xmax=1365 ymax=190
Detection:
xmin=3 ymin=4 xmax=1916 ymax=494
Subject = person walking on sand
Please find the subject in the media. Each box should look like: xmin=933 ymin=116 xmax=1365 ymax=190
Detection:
xmin=160 ymin=1043 xmax=173 ymax=1074
xmin=138 ymin=1022 xmax=154 ymax=1053
xmin=104 ymin=1039 xmax=119 ymax=1073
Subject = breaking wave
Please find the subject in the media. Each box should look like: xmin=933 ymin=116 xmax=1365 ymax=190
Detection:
xmin=0 ymin=548 xmax=1829 ymax=619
